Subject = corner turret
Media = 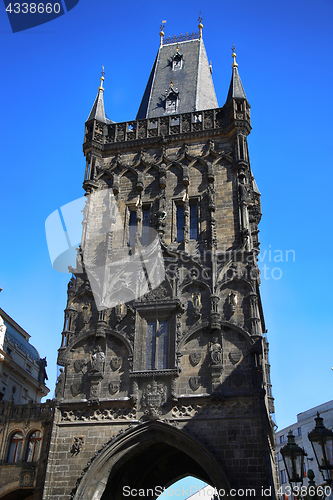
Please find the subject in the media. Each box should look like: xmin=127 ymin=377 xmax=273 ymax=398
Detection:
xmin=86 ymin=67 xmax=112 ymax=124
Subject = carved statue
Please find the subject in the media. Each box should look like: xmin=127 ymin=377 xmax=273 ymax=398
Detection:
xmin=191 ymin=292 xmax=202 ymax=319
xmin=38 ymin=357 xmax=48 ymax=384
xmin=55 ymin=368 xmax=65 ymax=399
xmin=210 ymin=337 xmax=222 ymax=365
xmin=228 ymin=291 xmax=238 ymax=314
xmin=238 ymin=176 xmax=248 ymax=203
xmin=207 ymin=184 xmax=215 ymax=210
xmin=82 ymin=304 xmax=90 ymax=325
xmin=90 ymin=345 xmax=105 ymax=374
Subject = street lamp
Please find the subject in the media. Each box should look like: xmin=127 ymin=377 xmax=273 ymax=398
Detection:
xmin=281 ymin=430 xmax=307 ymax=485
xmin=308 ymin=413 xmax=333 ymax=485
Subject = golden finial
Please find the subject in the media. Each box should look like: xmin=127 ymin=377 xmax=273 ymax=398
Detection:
xmin=231 ymin=44 xmax=238 ymax=68
xmin=99 ymin=66 xmax=105 ymax=91
xmin=198 ymin=11 xmax=203 ymax=38
xmin=160 ymin=20 xmax=166 ymax=46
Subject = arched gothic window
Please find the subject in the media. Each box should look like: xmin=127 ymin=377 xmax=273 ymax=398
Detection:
xmin=7 ymin=432 xmax=23 ymax=462
xmin=26 ymin=430 xmax=42 ymax=462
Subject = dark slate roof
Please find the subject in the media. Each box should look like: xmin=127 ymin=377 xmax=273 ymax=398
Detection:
xmin=87 ymin=88 xmax=113 ymax=123
xmin=136 ymin=38 xmax=218 ymax=119
xmin=226 ymin=65 xmax=247 ymax=102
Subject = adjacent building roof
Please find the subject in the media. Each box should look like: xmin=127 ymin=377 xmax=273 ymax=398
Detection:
xmin=136 ymin=38 xmax=218 ymax=119
xmin=0 ymin=308 xmax=40 ymax=362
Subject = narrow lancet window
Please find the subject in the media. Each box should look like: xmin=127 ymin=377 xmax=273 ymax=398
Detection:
xmin=176 ymin=205 xmax=184 ymax=242
xmin=129 ymin=210 xmax=137 ymax=247
xmin=142 ymin=208 xmax=150 ymax=246
xmin=146 ymin=320 xmax=168 ymax=370
xmin=190 ymin=203 xmax=198 ymax=239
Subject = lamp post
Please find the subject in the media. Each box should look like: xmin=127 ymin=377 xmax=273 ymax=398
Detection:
xmin=308 ymin=413 xmax=333 ymax=486
xmin=281 ymin=430 xmax=307 ymax=487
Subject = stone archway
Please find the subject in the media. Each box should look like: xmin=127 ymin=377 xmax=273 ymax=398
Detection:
xmin=73 ymin=420 xmax=230 ymax=500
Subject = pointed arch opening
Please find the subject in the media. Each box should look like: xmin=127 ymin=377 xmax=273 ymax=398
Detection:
xmin=73 ymin=421 xmax=230 ymax=500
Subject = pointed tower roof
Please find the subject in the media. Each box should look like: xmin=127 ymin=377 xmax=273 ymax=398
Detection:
xmin=226 ymin=45 xmax=247 ymax=102
xmin=87 ymin=67 xmax=113 ymax=123
xmin=136 ymin=19 xmax=218 ymax=119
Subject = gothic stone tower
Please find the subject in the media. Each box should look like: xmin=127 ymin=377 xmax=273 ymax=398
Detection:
xmin=43 ymin=22 xmax=278 ymax=500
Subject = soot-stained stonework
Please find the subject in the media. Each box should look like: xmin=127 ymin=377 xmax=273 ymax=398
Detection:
xmin=0 ymin=25 xmax=278 ymax=500
xmin=41 ymin=31 xmax=278 ymax=500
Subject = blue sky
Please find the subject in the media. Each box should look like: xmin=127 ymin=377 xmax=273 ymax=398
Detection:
xmin=0 ymin=0 xmax=332 ymax=441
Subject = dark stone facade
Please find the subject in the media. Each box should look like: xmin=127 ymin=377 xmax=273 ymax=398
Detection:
xmin=0 ymin=33 xmax=278 ymax=500
xmin=42 ymin=80 xmax=278 ymax=499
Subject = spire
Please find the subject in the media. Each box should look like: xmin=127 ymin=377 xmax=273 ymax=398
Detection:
xmin=198 ymin=12 xmax=203 ymax=39
xmin=87 ymin=67 xmax=110 ymax=123
xmin=137 ymin=26 xmax=218 ymax=119
xmin=226 ymin=45 xmax=247 ymax=103
xmin=159 ymin=20 xmax=166 ymax=47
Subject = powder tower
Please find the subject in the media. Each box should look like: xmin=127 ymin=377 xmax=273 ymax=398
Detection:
xmin=43 ymin=19 xmax=278 ymax=500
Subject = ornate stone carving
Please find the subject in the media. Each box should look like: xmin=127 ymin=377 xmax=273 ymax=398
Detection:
xmin=61 ymin=407 xmax=136 ymax=422
xmin=189 ymin=352 xmax=201 ymax=366
xmin=207 ymin=162 xmax=215 ymax=183
xmin=19 ymin=468 xmax=35 ymax=487
xmin=210 ymin=337 xmax=222 ymax=365
xmin=109 ymin=380 xmax=121 ymax=395
xmin=171 ymin=400 xmax=254 ymax=419
xmin=228 ymin=291 xmax=238 ymax=315
xmin=89 ymin=381 xmax=100 ymax=400
xmin=189 ymin=376 xmax=201 ymax=391
xmin=55 ymin=368 xmax=65 ymax=399
xmin=74 ymin=359 xmax=86 ymax=373
xmin=71 ymin=437 xmax=84 ymax=455
xmin=131 ymin=380 xmax=139 ymax=404
xmin=111 ymin=357 xmax=122 ymax=372
xmin=141 ymin=381 xmax=167 ymax=418
xmin=229 ymin=348 xmax=242 ymax=365
xmin=71 ymin=382 xmax=83 ymax=397
xmin=82 ymin=303 xmax=91 ymax=325
xmin=191 ymin=292 xmax=202 ymax=319
xmin=89 ymin=346 xmax=105 ymax=376
xmin=170 ymin=378 xmax=178 ymax=400
xmin=115 ymin=302 xmax=127 ymax=323
xmin=209 ymin=295 xmax=220 ymax=332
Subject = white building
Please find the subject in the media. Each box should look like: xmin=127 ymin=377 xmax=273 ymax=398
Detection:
xmin=0 ymin=308 xmax=49 ymax=403
xmin=276 ymin=400 xmax=333 ymax=498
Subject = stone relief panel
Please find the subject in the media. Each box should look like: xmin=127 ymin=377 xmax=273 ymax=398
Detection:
xmin=63 ymin=338 xmax=95 ymax=400
xmin=180 ymin=331 xmax=210 ymax=395
xmin=182 ymin=283 xmax=209 ymax=328
xmin=104 ymin=336 xmax=130 ymax=399
xmin=222 ymin=328 xmax=251 ymax=395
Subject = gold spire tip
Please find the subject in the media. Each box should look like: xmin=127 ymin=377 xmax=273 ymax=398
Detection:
xmin=231 ymin=44 xmax=238 ymax=68
xmin=198 ymin=11 xmax=203 ymax=38
xmin=160 ymin=20 xmax=166 ymax=44
xmin=99 ymin=66 xmax=105 ymax=91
